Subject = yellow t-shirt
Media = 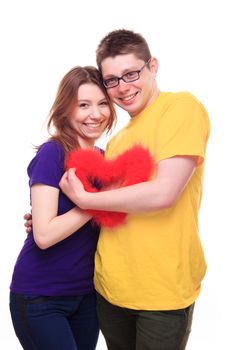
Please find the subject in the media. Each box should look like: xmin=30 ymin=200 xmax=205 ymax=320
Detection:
xmin=94 ymin=92 xmax=210 ymax=310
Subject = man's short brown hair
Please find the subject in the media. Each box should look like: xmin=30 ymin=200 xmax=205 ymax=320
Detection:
xmin=96 ymin=29 xmax=151 ymax=72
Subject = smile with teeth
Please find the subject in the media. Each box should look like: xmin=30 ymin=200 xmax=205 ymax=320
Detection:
xmin=84 ymin=122 xmax=103 ymax=128
xmin=120 ymin=93 xmax=137 ymax=101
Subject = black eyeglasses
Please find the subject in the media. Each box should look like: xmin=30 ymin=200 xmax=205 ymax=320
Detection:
xmin=103 ymin=58 xmax=151 ymax=89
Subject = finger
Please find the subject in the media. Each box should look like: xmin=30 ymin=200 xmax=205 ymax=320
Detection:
xmin=24 ymin=220 xmax=32 ymax=228
xmin=23 ymin=213 xmax=32 ymax=220
xmin=68 ymin=168 xmax=76 ymax=177
xmin=60 ymin=172 xmax=67 ymax=182
xmin=59 ymin=172 xmax=69 ymax=187
xmin=67 ymin=169 xmax=78 ymax=183
xmin=26 ymin=227 xmax=32 ymax=234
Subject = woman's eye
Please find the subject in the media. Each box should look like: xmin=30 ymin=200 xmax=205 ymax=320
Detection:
xmin=79 ymin=103 xmax=88 ymax=108
xmin=100 ymin=101 xmax=108 ymax=106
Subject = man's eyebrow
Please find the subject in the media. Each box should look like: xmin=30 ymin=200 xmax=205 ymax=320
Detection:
xmin=103 ymin=66 xmax=139 ymax=79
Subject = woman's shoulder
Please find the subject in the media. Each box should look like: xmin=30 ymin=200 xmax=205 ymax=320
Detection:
xmin=34 ymin=140 xmax=65 ymax=162
xmin=38 ymin=139 xmax=64 ymax=154
xmin=27 ymin=140 xmax=65 ymax=174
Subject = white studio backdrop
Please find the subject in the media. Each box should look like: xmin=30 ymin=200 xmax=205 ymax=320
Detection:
xmin=0 ymin=0 xmax=232 ymax=349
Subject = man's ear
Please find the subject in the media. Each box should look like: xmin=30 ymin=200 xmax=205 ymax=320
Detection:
xmin=149 ymin=57 xmax=159 ymax=76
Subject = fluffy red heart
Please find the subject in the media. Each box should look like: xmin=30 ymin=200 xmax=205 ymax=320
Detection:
xmin=66 ymin=145 xmax=155 ymax=228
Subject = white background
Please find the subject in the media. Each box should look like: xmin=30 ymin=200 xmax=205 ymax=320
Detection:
xmin=0 ymin=0 xmax=232 ymax=349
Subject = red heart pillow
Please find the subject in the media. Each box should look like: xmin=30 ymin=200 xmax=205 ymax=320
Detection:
xmin=66 ymin=145 xmax=155 ymax=228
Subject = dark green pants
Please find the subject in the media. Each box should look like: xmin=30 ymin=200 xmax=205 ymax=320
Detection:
xmin=97 ymin=294 xmax=194 ymax=350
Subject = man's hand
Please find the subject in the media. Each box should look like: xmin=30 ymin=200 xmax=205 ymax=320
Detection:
xmin=24 ymin=213 xmax=32 ymax=234
xmin=59 ymin=168 xmax=86 ymax=206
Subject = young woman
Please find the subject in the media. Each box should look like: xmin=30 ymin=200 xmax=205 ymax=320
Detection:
xmin=9 ymin=66 xmax=116 ymax=350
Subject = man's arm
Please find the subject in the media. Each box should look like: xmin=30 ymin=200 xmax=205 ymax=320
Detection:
xmin=59 ymin=156 xmax=196 ymax=213
xmin=24 ymin=213 xmax=32 ymax=233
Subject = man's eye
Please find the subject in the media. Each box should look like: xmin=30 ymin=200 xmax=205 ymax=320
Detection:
xmin=125 ymin=71 xmax=137 ymax=79
xmin=106 ymin=78 xmax=117 ymax=85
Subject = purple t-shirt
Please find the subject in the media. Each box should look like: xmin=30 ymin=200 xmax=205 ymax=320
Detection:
xmin=10 ymin=141 xmax=99 ymax=296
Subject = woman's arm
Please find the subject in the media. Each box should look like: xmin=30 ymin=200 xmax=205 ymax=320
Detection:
xmin=31 ymin=184 xmax=91 ymax=249
xmin=59 ymin=156 xmax=196 ymax=213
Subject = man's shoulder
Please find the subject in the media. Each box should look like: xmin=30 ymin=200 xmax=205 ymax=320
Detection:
xmin=162 ymin=91 xmax=199 ymax=103
xmin=161 ymin=91 xmax=207 ymax=114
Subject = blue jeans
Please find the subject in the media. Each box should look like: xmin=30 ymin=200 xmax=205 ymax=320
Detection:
xmin=10 ymin=292 xmax=99 ymax=350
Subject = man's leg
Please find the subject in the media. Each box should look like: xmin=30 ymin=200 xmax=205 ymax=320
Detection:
xmin=176 ymin=303 xmax=195 ymax=350
xmin=96 ymin=293 xmax=136 ymax=350
xmin=136 ymin=303 xmax=195 ymax=350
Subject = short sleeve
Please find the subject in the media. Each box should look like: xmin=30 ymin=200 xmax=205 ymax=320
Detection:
xmin=156 ymin=94 xmax=210 ymax=166
xmin=27 ymin=141 xmax=65 ymax=188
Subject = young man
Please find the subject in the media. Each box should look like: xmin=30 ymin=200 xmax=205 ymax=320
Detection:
xmin=50 ymin=30 xmax=211 ymax=349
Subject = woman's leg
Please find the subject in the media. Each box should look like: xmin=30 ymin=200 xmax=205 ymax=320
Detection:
xmin=69 ymin=293 xmax=99 ymax=350
xmin=10 ymin=292 xmax=97 ymax=350
xmin=10 ymin=292 xmax=37 ymax=350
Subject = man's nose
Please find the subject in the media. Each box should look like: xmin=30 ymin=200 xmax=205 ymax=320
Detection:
xmin=117 ymin=78 xmax=130 ymax=92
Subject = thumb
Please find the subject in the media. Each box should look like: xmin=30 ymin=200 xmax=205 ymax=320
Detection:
xmin=67 ymin=167 xmax=77 ymax=179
